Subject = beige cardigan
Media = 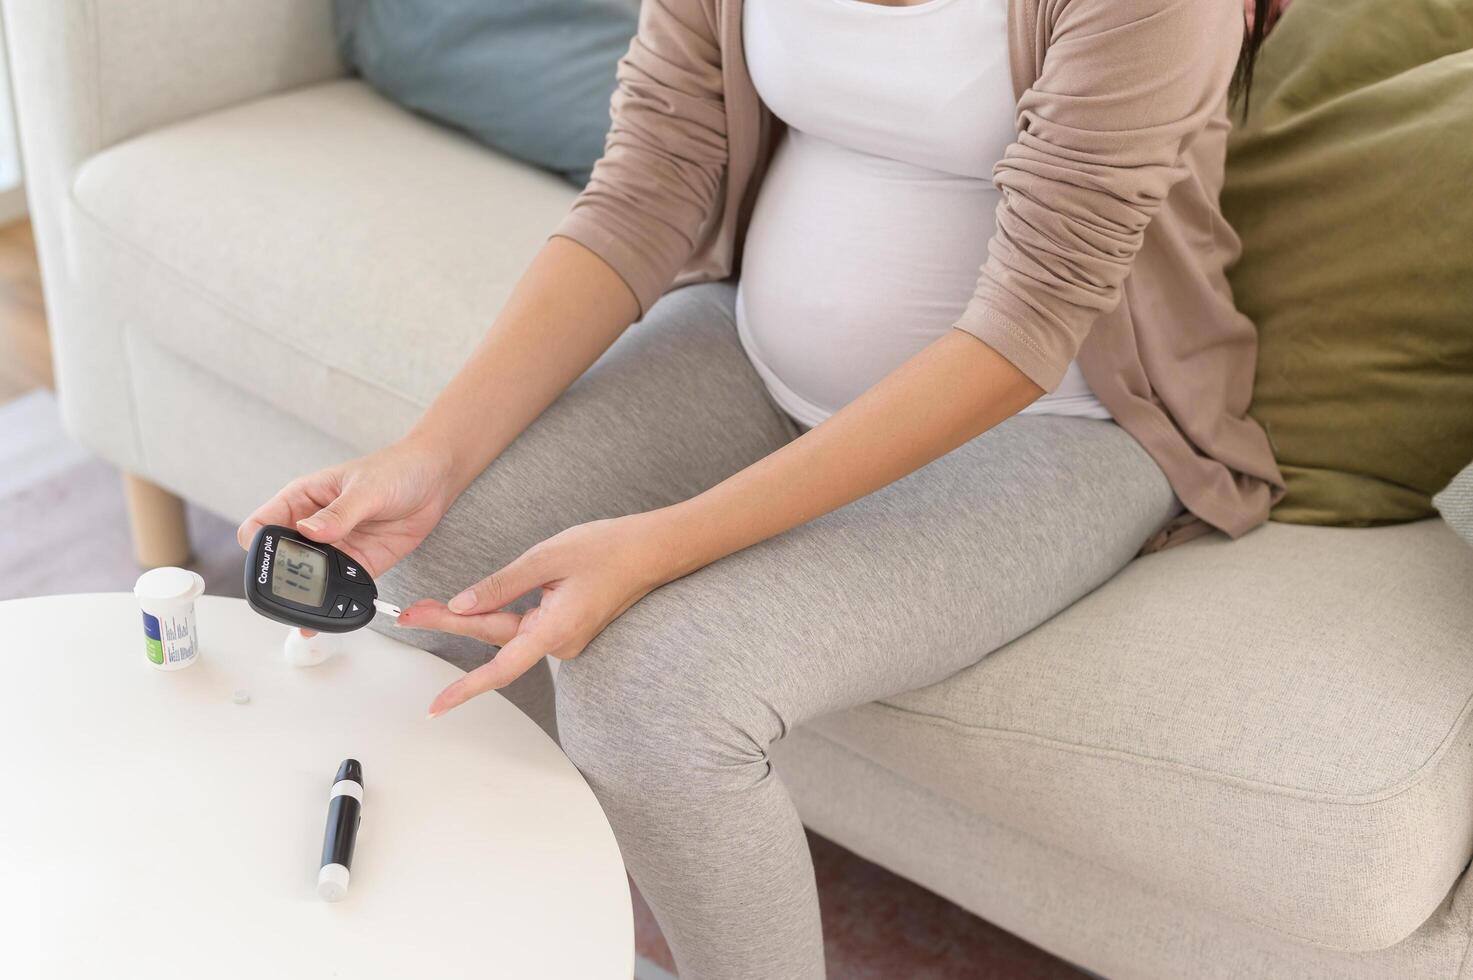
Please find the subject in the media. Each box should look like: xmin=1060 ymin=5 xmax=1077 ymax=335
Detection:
xmin=554 ymin=0 xmax=1285 ymax=550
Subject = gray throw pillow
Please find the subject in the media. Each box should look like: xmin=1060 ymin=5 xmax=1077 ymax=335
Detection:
xmin=1434 ymin=463 xmax=1473 ymax=549
xmin=334 ymin=0 xmax=639 ymax=186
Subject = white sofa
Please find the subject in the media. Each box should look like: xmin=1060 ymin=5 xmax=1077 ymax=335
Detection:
xmin=9 ymin=3 xmax=1473 ymax=976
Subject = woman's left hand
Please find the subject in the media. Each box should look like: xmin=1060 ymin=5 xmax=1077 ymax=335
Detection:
xmin=398 ymin=513 xmax=678 ymax=718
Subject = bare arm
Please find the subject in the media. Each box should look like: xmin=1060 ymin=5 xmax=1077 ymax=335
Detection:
xmin=410 ymin=236 xmax=640 ymax=500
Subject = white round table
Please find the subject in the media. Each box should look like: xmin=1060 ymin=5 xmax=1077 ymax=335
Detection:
xmin=0 ymin=594 xmax=632 ymax=978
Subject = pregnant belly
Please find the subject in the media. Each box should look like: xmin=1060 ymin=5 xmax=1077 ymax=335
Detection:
xmin=736 ymin=131 xmax=999 ymax=426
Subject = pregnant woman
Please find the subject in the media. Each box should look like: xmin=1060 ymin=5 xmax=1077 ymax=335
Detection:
xmin=240 ymin=1 xmax=1282 ymax=975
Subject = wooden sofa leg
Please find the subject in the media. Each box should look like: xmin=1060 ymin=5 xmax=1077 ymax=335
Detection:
xmin=122 ymin=473 xmax=192 ymax=568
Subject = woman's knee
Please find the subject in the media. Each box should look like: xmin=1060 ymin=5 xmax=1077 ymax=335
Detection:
xmin=555 ymin=597 xmax=772 ymax=802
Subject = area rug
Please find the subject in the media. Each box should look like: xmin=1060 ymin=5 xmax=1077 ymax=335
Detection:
xmin=0 ymin=390 xmax=243 ymax=599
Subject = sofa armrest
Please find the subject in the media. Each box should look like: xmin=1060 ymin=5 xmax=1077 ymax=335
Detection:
xmin=4 ymin=0 xmax=342 ymax=175
xmin=0 ymin=0 xmax=343 ymax=470
xmin=4 ymin=0 xmax=343 ymax=285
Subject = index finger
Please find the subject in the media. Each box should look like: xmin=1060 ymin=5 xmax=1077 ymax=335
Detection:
xmin=397 ymin=602 xmax=523 ymax=647
xmin=427 ymin=630 xmax=557 ymax=718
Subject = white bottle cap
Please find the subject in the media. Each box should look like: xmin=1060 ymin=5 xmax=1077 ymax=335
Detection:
xmin=133 ymin=566 xmax=205 ymax=603
xmin=317 ymin=862 xmax=350 ymax=902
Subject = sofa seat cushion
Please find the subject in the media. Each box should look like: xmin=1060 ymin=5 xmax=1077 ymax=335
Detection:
xmin=71 ymin=79 xmax=578 ymax=451
xmin=804 ymin=519 xmax=1473 ymax=952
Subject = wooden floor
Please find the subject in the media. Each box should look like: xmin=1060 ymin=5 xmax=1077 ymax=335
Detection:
xmin=0 ymin=220 xmax=51 ymax=399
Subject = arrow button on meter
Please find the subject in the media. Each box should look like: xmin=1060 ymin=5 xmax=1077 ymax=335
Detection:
xmin=329 ymin=595 xmax=351 ymax=619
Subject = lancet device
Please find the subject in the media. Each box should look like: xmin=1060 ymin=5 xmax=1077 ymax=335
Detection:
xmin=318 ymin=758 xmax=364 ymax=902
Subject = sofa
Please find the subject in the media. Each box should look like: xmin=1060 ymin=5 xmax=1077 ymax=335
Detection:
xmin=8 ymin=2 xmax=1473 ymax=977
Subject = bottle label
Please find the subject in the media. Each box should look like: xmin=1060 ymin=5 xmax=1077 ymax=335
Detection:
xmin=142 ymin=611 xmax=165 ymax=665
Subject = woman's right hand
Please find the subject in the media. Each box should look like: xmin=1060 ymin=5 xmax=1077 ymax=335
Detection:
xmin=236 ymin=437 xmax=458 ymax=581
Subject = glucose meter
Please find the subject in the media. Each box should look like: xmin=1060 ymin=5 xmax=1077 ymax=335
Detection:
xmin=245 ymin=525 xmax=399 ymax=633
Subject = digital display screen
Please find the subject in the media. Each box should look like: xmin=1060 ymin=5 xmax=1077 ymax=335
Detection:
xmin=271 ymin=538 xmax=329 ymax=607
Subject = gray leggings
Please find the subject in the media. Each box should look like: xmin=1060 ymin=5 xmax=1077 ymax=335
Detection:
xmin=370 ymin=282 xmax=1179 ymax=980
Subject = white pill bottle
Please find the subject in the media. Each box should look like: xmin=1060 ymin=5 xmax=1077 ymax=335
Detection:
xmin=133 ymin=566 xmax=205 ymax=670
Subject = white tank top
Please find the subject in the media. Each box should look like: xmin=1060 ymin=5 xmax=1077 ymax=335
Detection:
xmin=736 ymin=0 xmax=1110 ymax=427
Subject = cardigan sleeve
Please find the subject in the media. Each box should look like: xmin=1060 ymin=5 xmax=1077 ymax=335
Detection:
xmin=551 ymin=0 xmax=727 ymax=317
xmin=955 ymin=0 xmax=1241 ymax=392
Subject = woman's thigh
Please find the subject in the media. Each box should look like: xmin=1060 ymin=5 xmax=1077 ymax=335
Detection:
xmin=558 ymin=414 xmax=1180 ymax=770
xmin=370 ymin=282 xmax=795 ymax=728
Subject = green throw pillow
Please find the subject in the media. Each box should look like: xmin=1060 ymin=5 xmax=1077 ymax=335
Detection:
xmin=1223 ymin=0 xmax=1473 ymax=525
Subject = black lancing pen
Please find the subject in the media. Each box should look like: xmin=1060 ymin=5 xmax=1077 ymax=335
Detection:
xmin=317 ymin=758 xmax=363 ymax=902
